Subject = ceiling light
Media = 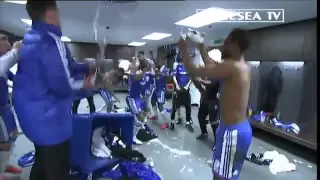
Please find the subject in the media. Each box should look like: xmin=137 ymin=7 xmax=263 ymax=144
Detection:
xmin=142 ymin=32 xmax=172 ymax=41
xmin=280 ymin=61 xmax=304 ymax=67
xmin=21 ymin=18 xmax=72 ymax=42
xmin=5 ymin=1 xmax=27 ymax=4
xmin=175 ymin=7 xmax=235 ymax=28
xmin=128 ymin=42 xmax=146 ymax=46
xmin=248 ymin=61 xmax=261 ymax=66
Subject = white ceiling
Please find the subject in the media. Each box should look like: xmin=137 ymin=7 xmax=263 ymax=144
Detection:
xmin=0 ymin=1 xmax=317 ymax=49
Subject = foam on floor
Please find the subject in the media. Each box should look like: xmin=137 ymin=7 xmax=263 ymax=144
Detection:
xmin=3 ymin=93 xmax=317 ymax=180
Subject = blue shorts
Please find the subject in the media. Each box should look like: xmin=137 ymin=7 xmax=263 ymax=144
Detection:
xmin=212 ymin=119 xmax=252 ymax=180
xmin=152 ymin=89 xmax=166 ymax=104
xmin=126 ymin=97 xmax=146 ymax=115
xmin=99 ymin=89 xmax=113 ymax=103
xmin=144 ymin=86 xmax=155 ymax=97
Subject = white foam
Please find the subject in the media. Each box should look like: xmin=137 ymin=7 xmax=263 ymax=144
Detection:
xmin=180 ymin=165 xmax=186 ymax=172
xmin=149 ymin=139 xmax=191 ymax=156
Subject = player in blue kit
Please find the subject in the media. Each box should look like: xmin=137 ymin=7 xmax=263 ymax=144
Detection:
xmin=126 ymin=57 xmax=154 ymax=144
xmin=180 ymin=28 xmax=252 ymax=180
xmin=149 ymin=59 xmax=170 ymax=129
xmin=136 ymin=51 xmax=156 ymax=118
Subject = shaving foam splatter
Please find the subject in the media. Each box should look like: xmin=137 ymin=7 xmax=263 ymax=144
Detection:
xmin=149 ymin=139 xmax=191 ymax=156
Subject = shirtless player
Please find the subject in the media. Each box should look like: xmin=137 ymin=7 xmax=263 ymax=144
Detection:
xmin=179 ymin=28 xmax=252 ymax=180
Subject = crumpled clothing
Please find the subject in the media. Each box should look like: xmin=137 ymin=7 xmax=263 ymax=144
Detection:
xmin=263 ymin=150 xmax=296 ymax=175
xmin=101 ymin=160 xmax=161 ymax=180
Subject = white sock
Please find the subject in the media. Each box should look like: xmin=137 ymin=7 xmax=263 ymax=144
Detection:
xmin=177 ymin=109 xmax=182 ymax=118
xmin=160 ymin=109 xmax=166 ymax=115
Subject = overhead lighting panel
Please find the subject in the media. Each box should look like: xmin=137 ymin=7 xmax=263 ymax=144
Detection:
xmin=175 ymin=7 xmax=235 ymax=28
xmin=142 ymin=32 xmax=172 ymax=41
xmin=128 ymin=42 xmax=146 ymax=47
xmin=5 ymin=1 xmax=27 ymax=4
xmin=21 ymin=18 xmax=72 ymax=42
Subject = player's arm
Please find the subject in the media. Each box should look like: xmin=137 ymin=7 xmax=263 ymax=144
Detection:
xmin=171 ymin=63 xmax=180 ymax=89
xmin=0 ymin=49 xmax=19 ymax=77
xmin=101 ymin=74 xmax=120 ymax=102
xmin=192 ymin=78 xmax=205 ymax=92
xmin=179 ymin=39 xmax=234 ymax=80
xmin=197 ymin=43 xmax=216 ymax=66
xmin=184 ymin=78 xmax=192 ymax=90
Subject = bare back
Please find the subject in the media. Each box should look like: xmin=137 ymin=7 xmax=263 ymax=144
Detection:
xmin=220 ymin=60 xmax=251 ymax=125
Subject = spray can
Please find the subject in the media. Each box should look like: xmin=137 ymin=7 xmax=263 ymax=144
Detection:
xmin=260 ymin=111 xmax=266 ymax=123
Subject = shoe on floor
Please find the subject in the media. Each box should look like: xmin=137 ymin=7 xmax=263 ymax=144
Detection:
xmin=136 ymin=129 xmax=157 ymax=142
xmin=176 ymin=118 xmax=183 ymax=125
xmin=133 ymin=136 xmax=143 ymax=145
xmin=186 ymin=123 xmax=194 ymax=132
xmin=196 ymin=133 xmax=208 ymax=140
xmin=170 ymin=122 xmax=175 ymax=131
xmin=4 ymin=165 xmax=22 ymax=174
xmin=160 ymin=123 xmax=169 ymax=129
xmin=149 ymin=116 xmax=158 ymax=121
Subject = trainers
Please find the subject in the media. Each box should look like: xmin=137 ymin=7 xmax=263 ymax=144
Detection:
xmin=176 ymin=118 xmax=183 ymax=125
xmin=4 ymin=165 xmax=22 ymax=174
xmin=136 ymin=129 xmax=157 ymax=142
xmin=196 ymin=133 xmax=208 ymax=140
xmin=149 ymin=116 xmax=158 ymax=121
xmin=186 ymin=122 xmax=194 ymax=132
xmin=170 ymin=122 xmax=175 ymax=131
xmin=133 ymin=136 xmax=143 ymax=145
xmin=160 ymin=123 xmax=169 ymax=129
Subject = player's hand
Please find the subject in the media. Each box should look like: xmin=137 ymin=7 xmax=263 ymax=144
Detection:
xmin=178 ymin=39 xmax=188 ymax=53
xmin=180 ymin=32 xmax=187 ymax=40
xmin=176 ymin=86 xmax=181 ymax=91
xmin=216 ymin=93 xmax=220 ymax=99
xmin=84 ymin=73 xmax=96 ymax=88
xmin=12 ymin=41 xmax=22 ymax=49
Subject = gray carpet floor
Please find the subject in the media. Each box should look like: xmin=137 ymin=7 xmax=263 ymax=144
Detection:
xmin=1 ymin=93 xmax=317 ymax=180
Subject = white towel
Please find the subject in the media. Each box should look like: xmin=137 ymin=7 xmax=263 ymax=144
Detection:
xmin=263 ymin=150 xmax=296 ymax=175
xmin=91 ymin=127 xmax=111 ymax=158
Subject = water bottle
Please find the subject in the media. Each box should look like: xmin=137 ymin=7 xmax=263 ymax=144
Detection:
xmin=276 ymin=112 xmax=281 ymax=120
xmin=260 ymin=111 xmax=266 ymax=123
